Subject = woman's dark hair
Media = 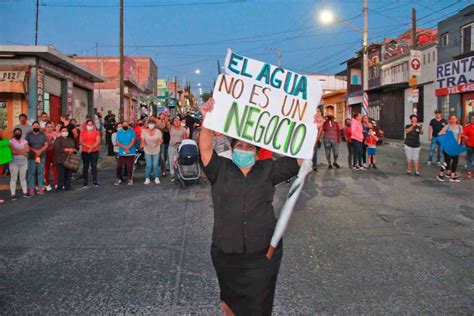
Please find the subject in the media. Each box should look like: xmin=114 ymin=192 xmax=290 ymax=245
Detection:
xmin=345 ymin=118 xmax=351 ymax=123
xmin=230 ymin=138 xmax=260 ymax=152
xmin=410 ymin=114 xmax=418 ymax=120
xmin=86 ymin=119 xmax=94 ymax=125
xmin=13 ymin=128 xmax=22 ymax=135
xmin=32 ymin=120 xmax=40 ymax=126
xmin=449 ymin=114 xmax=458 ymax=119
xmin=60 ymin=126 xmax=68 ymax=131
xmin=45 ymin=121 xmax=54 ymax=127
xmin=19 ymin=113 xmax=27 ymax=119
xmin=353 ymin=112 xmax=361 ymax=119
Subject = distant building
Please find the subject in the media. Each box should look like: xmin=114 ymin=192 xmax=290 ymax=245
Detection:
xmin=0 ymin=45 xmax=104 ymax=139
xmin=436 ymin=4 xmax=474 ymax=125
xmin=74 ymin=56 xmax=157 ymax=121
xmin=308 ymin=74 xmax=347 ymax=126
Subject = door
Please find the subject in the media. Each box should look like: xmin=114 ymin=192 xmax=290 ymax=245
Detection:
xmin=380 ymin=89 xmax=405 ymax=139
xmin=462 ymin=92 xmax=474 ymax=125
xmin=49 ymin=94 xmax=61 ymax=124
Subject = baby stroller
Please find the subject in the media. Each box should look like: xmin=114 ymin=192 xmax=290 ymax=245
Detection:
xmin=174 ymin=139 xmax=201 ymax=189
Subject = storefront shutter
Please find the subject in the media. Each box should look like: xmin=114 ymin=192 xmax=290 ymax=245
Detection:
xmin=72 ymin=86 xmax=89 ymax=121
xmin=44 ymin=74 xmax=62 ymax=97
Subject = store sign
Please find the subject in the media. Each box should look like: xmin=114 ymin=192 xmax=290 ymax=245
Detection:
xmin=436 ymin=83 xmax=474 ymax=96
xmin=205 ymin=49 xmax=322 ymax=159
xmin=436 ymin=56 xmax=474 ymax=89
xmin=409 ymin=50 xmax=421 ymax=77
xmin=347 ymin=95 xmax=363 ymax=105
xmin=408 ymin=88 xmax=419 ymax=103
xmin=37 ymin=68 xmax=44 ymax=116
xmin=0 ymin=71 xmax=26 ymax=82
xmin=67 ymin=81 xmax=73 ymax=114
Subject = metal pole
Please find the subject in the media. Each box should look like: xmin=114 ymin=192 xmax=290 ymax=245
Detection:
xmin=362 ymin=0 xmax=368 ymax=92
xmin=119 ymin=0 xmax=124 ymax=121
xmin=412 ymin=8 xmax=417 ymax=49
xmin=35 ymin=0 xmax=39 ymax=45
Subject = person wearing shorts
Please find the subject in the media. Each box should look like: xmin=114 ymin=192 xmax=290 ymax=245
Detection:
xmin=365 ymin=127 xmax=379 ymax=169
xmin=404 ymin=114 xmax=423 ymax=176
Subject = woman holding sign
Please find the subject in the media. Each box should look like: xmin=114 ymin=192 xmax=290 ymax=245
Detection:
xmin=199 ymin=98 xmax=319 ymax=316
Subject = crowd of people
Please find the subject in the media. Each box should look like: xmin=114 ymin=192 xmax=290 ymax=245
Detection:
xmin=4 ymin=109 xmax=202 ymax=201
xmin=3 ymin=107 xmax=473 ymax=203
xmin=311 ymin=109 xmax=473 ymax=183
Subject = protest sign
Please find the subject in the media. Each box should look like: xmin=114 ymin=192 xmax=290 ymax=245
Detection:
xmin=204 ymin=49 xmax=322 ymax=159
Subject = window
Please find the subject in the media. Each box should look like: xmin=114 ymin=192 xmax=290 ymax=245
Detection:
xmin=0 ymin=101 xmax=7 ymax=130
xmin=428 ymin=53 xmax=431 ymax=63
xmin=441 ymin=95 xmax=450 ymax=119
xmin=432 ymin=51 xmax=436 ymax=62
xmin=44 ymin=92 xmax=50 ymax=115
xmin=441 ymin=33 xmax=449 ymax=47
xmin=423 ymin=54 xmax=426 ymax=65
xmin=461 ymin=23 xmax=473 ymax=53
xmin=416 ymin=87 xmax=424 ymax=123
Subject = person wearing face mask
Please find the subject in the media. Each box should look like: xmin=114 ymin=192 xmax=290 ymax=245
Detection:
xmin=134 ymin=119 xmax=145 ymax=143
xmin=25 ymin=121 xmax=49 ymax=196
xmin=344 ymin=118 xmax=354 ymax=169
xmin=114 ymin=121 xmax=136 ymax=186
xmin=80 ymin=119 xmax=101 ymax=187
xmin=321 ymin=115 xmax=341 ymax=169
xmin=54 ymin=126 xmax=77 ymax=191
xmin=167 ymin=117 xmax=189 ymax=180
xmin=141 ymin=121 xmax=163 ymax=184
xmin=158 ymin=113 xmax=170 ymax=177
xmin=9 ymin=128 xmax=30 ymax=200
xmin=199 ymin=98 xmax=317 ymax=316
xmin=44 ymin=122 xmax=59 ymax=192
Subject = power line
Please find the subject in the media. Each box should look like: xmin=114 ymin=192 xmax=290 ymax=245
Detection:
xmin=41 ymin=0 xmax=246 ymax=8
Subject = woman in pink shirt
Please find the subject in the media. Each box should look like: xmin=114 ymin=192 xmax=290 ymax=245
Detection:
xmin=351 ymin=112 xmax=365 ymax=170
xmin=80 ymin=119 xmax=101 ymax=187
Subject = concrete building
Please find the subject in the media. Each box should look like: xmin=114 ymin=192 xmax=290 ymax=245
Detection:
xmin=436 ymin=4 xmax=474 ymax=125
xmin=74 ymin=56 xmax=157 ymax=121
xmin=308 ymin=74 xmax=348 ymax=126
xmin=0 ymin=45 xmax=104 ymax=139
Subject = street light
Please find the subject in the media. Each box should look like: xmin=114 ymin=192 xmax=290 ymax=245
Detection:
xmin=197 ymin=83 xmax=201 ymax=86
xmin=318 ymin=2 xmax=368 ymax=96
xmin=195 ymin=69 xmax=201 ymax=74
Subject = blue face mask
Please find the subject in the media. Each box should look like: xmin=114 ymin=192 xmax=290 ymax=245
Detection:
xmin=232 ymin=149 xmax=255 ymax=169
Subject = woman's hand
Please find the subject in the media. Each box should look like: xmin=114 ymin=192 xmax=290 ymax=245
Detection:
xmin=200 ymin=98 xmax=215 ymax=121
xmin=313 ymin=110 xmax=324 ymax=129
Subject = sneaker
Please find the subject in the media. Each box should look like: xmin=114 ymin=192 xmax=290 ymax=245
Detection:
xmin=23 ymin=193 xmax=31 ymax=198
xmin=114 ymin=179 xmax=122 ymax=186
xmin=127 ymin=180 xmax=133 ymax=186
xmin=328 ymin=164 xmax=333 ymax=170
xmin=436 ymin=161 xmax=442 ymax=166
xmin=37 ymin=188 xmax=45 ymax=195
xmin=467 ymin=172 xmax=472 ymax=179
xmin=155 ymin=177 xmax=160 ymax=184
xmin=333 ymin=162 xmax=340 ymax=169
xmin=11 ymin=195 xmax=17 ymax=201
xmin=406 ymin=170 xmax=412 ymax=175
xmin=45 ymin=185 xmax=52 ymax=192
xmin=353 ymin=165 xmax=360 ymax=170
xmin=161 ymin=172 xmax=167 ymax=177
xmin=436 ymin=174 xmax=445 ymax=182
xmin=372 ymin=165 xmax=378 ymax=169
xmin=449 ymin=177 xmax=461 ymax=183
xmin=93 ymin=182 xmax=99 ymax=187
xmin=83 ymin=182 xmax=88 ymax=188
xmin=441 ymin=162 xmax=447 ymax=171
xmin=144 ymin=178 xmax=151 ymax=185
xmin=426 ymin=161 xmax=432 ymax=166
xmin=415 ymin=171 xmax=420 ymax=176
xmin=170 ymin=177 xmax=175 ymax=182
xmin=359 ymin=165 xmax=366 ymax=170
xmin=313 ymin=167 xmax=318 ymax=172
xmin=28 ymin=189 xmax=35 ymax=196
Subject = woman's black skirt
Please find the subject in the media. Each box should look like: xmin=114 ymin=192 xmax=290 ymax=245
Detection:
xmin=211 ymin=243 xmax=283 ymax=316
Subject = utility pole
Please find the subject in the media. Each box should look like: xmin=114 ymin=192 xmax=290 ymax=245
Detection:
xmin=119 ymin=0 xmax=124 ymax=121
xmin=412 ymin=8 xmax=417 ymax=49
xmin=362 ymin=0 xmax=368 ymax=93
xmin=35 ymin=0 xmax=39 ymax=45
xmin=268 ymin=47 xmax=282 ymax=66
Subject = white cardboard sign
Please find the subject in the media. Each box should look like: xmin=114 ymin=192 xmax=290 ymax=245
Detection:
xmin=204 ymin=49 xmax=322 ymax=159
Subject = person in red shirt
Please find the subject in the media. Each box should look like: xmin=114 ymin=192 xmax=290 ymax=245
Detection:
xmin=321 ymin=115 xmax=341 ymax=169
xmin=134 ymin=119 xmax=145 ymax=143
xmin=462 ymin=115 xmax=474 ymax=178
xmin=258 ymin=148 xmax=273 ymax=160
xmin=344 ymin=118 xmax=353 ymax=169
xmin=80 ymin=119 xmax=101 ymax=187
xmin=364 ymin=127 xmax=379 ymax=169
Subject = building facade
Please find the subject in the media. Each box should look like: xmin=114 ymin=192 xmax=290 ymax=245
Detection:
xmin=0 ymin=45 xmax=103 ymax=139
xmin=74 ymin=56 xmax=157 ymax=121
xmin=436 ymin=4 xmax=474 ymax=125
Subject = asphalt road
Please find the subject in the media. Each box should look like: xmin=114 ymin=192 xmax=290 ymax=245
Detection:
xmin=0 ymin=144 xmax=473 ymax=314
